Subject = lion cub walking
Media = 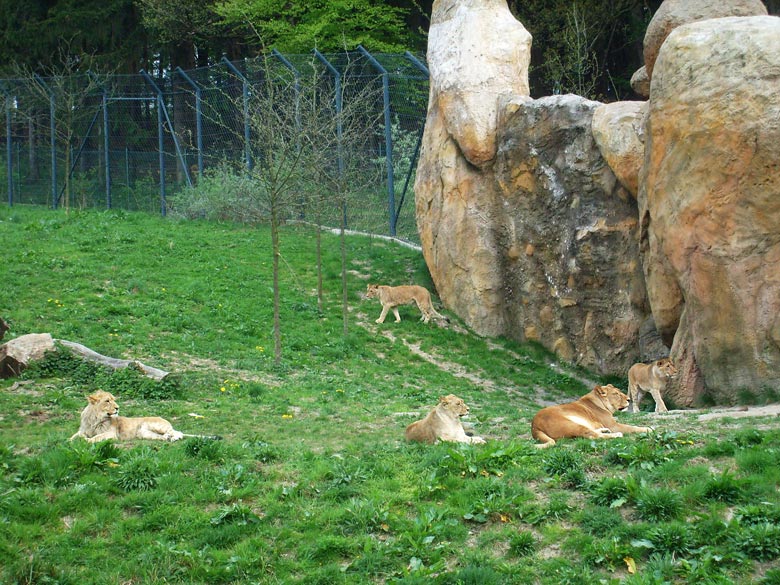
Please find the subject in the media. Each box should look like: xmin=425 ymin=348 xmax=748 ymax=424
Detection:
xmin=405 ymin=394 xmax=486 ymax=445
xmin=70 ymin=390 xmax=193 ymax=443
xmin=627 ymin=357 xmax=677 ymax=413
xmin=531 ymin=384 xmax=652 ymax=448
xmin=366 ymin=283 xmax=446 ymax=324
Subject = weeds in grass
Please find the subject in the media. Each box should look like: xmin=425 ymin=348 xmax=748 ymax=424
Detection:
xmin=2 ymin=207 xmax=780 ymax=583
xmin=634 ymin=485 xmax=683 ymax=522
xmin=115 ymin=446 xmax=159 ymax=491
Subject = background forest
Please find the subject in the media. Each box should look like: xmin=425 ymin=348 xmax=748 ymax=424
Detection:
xmin=6 ymin=0 xmax=779 ymax=100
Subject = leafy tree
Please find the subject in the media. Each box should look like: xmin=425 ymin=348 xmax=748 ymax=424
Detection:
xmin=214 ymin=0 xmax=423 ymax=52
xmin=0 ymin=0 xmax=147 ymax=75
xmin=509 ymin=0 xmax=662 ymax=99
xmin=11 ymin=48 xmax=112 ymax=212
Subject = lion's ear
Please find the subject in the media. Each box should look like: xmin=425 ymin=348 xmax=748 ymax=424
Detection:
xmin=438 ymin=395 xmax=447 ymax=403
xmin=595 ymin=385 xmax=607 ymax=396
xmin=87 ymin=393 xmax=100 ymax=404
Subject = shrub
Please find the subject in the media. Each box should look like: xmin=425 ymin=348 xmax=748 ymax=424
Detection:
xmin=732 ymin=523 xmax=780 ymax=561
xmin=543 ymin=448 xmax=585 ymax=488
xmin=115 ymin=447 xmax=159 ymax=492
xmin=634 ymin=487 xmax=683 ymax=522
xmin=508 ymin=531 xmax=537 ymax=557
xmin=589 ymin=476 xmax=630 ymax=507
xmin=646 ymin=522 xmax=692 ymax=555
xmin=700 ymin=471 xmax=745 ymax=504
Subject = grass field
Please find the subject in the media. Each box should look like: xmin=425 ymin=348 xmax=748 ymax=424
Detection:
xmin=1 ymin=205 xmax=779 ymax=584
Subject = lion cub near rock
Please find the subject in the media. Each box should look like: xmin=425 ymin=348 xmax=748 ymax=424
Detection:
xmin=70 ymin=390 xmax=192 ymax=443
xmin=366 ymin=283 xmax=446 ymax=324
xmin=531 ymin=384 xmax=652 ymax=448
xmin=406 ymin=394 xmax=486 ymax=445
xmin=627 ymin=357 xmax=677 ymax=413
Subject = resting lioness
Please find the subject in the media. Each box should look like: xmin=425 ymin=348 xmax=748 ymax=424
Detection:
xmin=366 ymin=284 xmax=447 ymax=324
xmin=627 ymin=357 xmax=677 ymax=413
xmin=405 ymin=394 xmax=486 ymax=444
xmin=531 ymin=384 xmax=652 ymax=448
xmin=69 ymin=390 xmax=215 ymax=443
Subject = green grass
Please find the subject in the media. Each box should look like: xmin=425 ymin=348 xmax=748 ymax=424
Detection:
xmin=1 ymin=205 xmax=780 ymax=584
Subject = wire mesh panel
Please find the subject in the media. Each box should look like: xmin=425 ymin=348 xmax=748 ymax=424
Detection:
xmin=0 ymin=51 xmax=429 ymax=244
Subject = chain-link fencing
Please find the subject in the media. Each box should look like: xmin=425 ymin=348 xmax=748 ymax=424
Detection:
xmin=0 ymin=49 xmax=429 ymax=244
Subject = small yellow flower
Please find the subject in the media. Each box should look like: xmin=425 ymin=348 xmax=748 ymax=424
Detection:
xmin=220 ymin=387 xmax=226 ymax=392
xmin=255 ymin=345 xmax=265 ymax=352
xmin=282 ymin=414 xmax=293 ymax=419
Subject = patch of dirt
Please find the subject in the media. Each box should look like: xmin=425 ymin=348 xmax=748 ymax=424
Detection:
xmin=6 ymin=380 xmax=42 ymax=396
xmin=24 ymin=409 xmax=50 ymax=423
xmin=663 ymin=404 xmax=780 ymax=421
xmin=381 ymin=330 xmax=497 ymax=391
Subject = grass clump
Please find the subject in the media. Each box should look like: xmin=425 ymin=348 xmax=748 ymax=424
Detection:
xmin=2 ymin=206 xmax=780 ymax=584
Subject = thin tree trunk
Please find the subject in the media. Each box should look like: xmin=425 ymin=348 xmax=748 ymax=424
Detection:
xmin=271 ymin=204 xmax=282 ymax=365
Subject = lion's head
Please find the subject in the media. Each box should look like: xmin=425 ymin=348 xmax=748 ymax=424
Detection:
xmin=656 ymin=358 xmax=677 ymax=378
xmin=365 ymin=284 xmax=379 ymax=299
xmin=595 ymin=384 xmax=630 ymax=412
xmin=86 ymin=390 xmax=119 ymax=420
xmin=439 ymin=394 xmax=470 ymax=417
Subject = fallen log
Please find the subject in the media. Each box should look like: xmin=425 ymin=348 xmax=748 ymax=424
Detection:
xmin=0 ymin=333 xmax=170 ymax=381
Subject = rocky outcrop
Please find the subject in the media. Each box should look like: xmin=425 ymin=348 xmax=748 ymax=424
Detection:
xmin=640 ymin=16 xmax=780 ymax=404
xmin=591 ymin=101 xmax=647 ymax=198
xmin=643 ymin=0 xmax=768 ymax=81
xmin=415 ymin=0 xmax=532 ymax=336
xmin=630 ymin=66 xmax=650 ymax=99
xmin=495 ymin=95 xmax=646 ymax=373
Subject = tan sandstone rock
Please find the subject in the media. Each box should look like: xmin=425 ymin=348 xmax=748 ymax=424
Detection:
xmin=640 ymin=16 xmax=780 ymax=404
xmin=494 ymin=95 xmax=646 ymax=373
xmin=426 ymin=0 xmax=532 ymax=168
xmin=643 ymin=0 xmax=767 ymax=81
xmin=415 ymin=0 xmax=532 ymax=336
xmin=630 ymin=65 xmax=650 ymax=99
xmin=592 ymin=101 xmax=647 ymax=199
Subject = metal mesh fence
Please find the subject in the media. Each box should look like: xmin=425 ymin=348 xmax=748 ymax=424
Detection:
xmin=0 ymin=50 xmax=429 ymax=244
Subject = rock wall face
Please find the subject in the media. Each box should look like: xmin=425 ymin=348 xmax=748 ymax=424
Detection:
xmin=495 ymin=96 xmax=646 ymax=373
xmin=415 ymin=0 xmax=532 ymax=336
xmin=643 ymin=0 xmax=768 ymax=80
xmin=641 ymin=16 xmax=780 ymax=404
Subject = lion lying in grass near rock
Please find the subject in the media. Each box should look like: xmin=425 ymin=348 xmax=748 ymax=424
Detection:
xmin=627 ymin=357 xmax=677 ymax=413
xmin=69 ymin=390 xmax=216 ymax=443
xmin=531 ymin=384 xmax=652 ymax=448
xmin=366 ymin=283 xmax=447 ymax=324
xmin=405 ymin=394 xmax=486 ymax=444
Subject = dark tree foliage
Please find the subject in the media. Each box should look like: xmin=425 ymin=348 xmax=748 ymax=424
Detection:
xmin=1 ymin=0 xmax=777 ymax=95
xmin=0 ymin=0 xmax=148 ymax=74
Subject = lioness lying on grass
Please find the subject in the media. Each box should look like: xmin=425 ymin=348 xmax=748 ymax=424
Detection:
xmin=531 ymin=384 xmax=652 ymax=448
xmin=405 ymin=394 xmax=486 ymax=445
xmin=366 ymin=283 xmax=447 ymax=324
xmin=69 ymin=390 xmax=216 ymax=443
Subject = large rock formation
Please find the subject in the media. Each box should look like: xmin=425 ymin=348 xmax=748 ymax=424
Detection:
xmin=591 ymin=101 xmax=647 ymax=198
xmin=640 ymin=15 xmax=780 ymax=404
xmin=494 ymin=95 xmax=646 ymax=373
xmin=643 ymin=0 xmax=768 ymax=80
xmin=415 ymin=0 xmax=780 ymax=404
xmin=415 ymin=0 xmax=532 ymax=335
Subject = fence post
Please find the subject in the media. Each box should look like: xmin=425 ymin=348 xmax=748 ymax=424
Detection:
xmin=34 ymin=74 xmax=57 ymax=209
xmin=140 ymin=70 xmax=167 ymax=216
xmin=221 ymin=57 xmax=253 ymax=172
xmin=175 ymin=66 xmax=203 ymax=180
xmin=357 ymin=45 xmax=396 ymax=237
xmin=1 ymin=86 xmax=12 ymax=206
xmin=393 ymin=52 xmax=429 ymax=221
xmin=313 ymin=49 xmax=346 ymax=229
xmin=89 ymin=71 xmax=111 ymax=209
